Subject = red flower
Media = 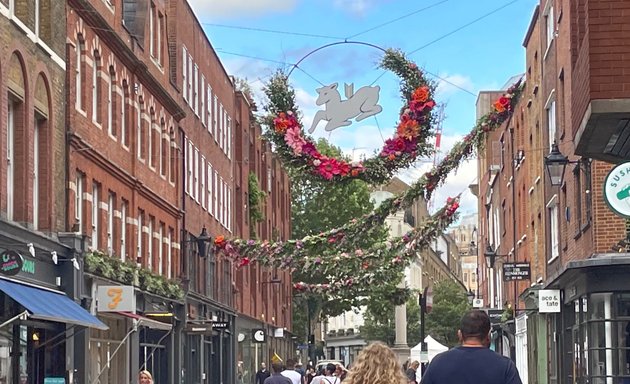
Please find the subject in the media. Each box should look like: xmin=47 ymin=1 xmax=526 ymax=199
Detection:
xmin=362 ymin=262 xmax=370 ymax=270
xmin=318 ymin=158 xmax=343 ymax=180
xmin=238 ymin=257 xmax=251 ymax=268
xmin=412 ymin=86 xmax=430 ymax=103
xmin=273 ymin=112 xmax=299 ymax=133
xmin=397 ymin=117 xmax=420 ymax=140
xmin=382 ymin=137 xmax=407 ymax=156
xmin=493 ymin=97 xmax=510 ymax=113
xmin=214 ymin=235 xmax=226 ymax=249
xmin=301 ymin=141 xmax=319 ymax=157
xmin=410 ymin=99 xmax=436 ymax=113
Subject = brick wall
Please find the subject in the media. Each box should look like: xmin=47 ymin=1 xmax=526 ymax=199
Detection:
xmin=0 ymin=3 xmax=66 ymax=232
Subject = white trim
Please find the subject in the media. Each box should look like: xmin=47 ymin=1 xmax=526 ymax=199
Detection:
xmin=546 ymin=194 xmax=558 ymax=208
xmin=544 ymin=89 xmax=556 ymax=110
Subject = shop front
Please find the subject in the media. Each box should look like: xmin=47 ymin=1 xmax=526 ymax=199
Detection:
xmin=546 ymin=255 xmax=630 ymax=383
xmin=183 ymin=296 xmax=235 ymax=384
xmin=85 ymin=279 xmax=179 ymax=384
xmin=0 ymin=232 xmax=106 ymax=384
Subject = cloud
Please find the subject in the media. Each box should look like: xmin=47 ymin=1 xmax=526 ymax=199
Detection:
xmin=333 ymin=0 xmax=373 ymax=17
xmin=434 ymin=73 xmax=474 ymax=99
xmin=188 ymin=0 xmax=297 ymax=19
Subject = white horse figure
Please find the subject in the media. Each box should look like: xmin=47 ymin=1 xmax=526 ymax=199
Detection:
xmin=308 ymin=83 xmax=382 ymax=134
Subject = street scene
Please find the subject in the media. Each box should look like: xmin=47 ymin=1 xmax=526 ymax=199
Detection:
xmin=0 ymin=0 xmax=628 ymax=383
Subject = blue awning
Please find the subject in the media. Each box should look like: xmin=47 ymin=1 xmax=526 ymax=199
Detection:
xmin=0 ymin=278 xmax=108 ymax=330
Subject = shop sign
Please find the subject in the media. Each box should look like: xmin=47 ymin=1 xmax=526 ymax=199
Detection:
xmin=96 ymin=285 xmax=135 ymax=312
xmin=604 ymin=161 xmax=630 ymax=218
xmin=274 ymin=328 xmax=284 ymax=338
xmin=486 ymin=309 xmax=503 ymax=324
xmin=0 ymin=250 xmax=24 ymax=276
xmin=185 ymin=324 xmax=213 ymax=334
xmin=211 ymin=321 xmax=229 ymax=330
xmin=44 ymin=378 xmax=65 ymax=384
xmin=252 ymin=328 xmax=266 ymax=343
xmin=539 ymin=289 xmax=561 ymax=313
xmin=502 ymin=263 xmax=530 ymax=281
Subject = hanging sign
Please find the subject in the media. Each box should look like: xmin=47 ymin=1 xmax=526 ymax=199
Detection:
xmin=502 ymin=262 xmax=531 ymax=281
xmin=0 ymin=250 xmax=24 ymax=276
xmin=603 ymin=161 xmax=630 ymax=218
xmin=96 ymin=285 xmax=135 ymax=312
xmin=539 ymin=289 xmax=561 ymax=313
xmin=252 ymin=328 xmax=266 ymax=343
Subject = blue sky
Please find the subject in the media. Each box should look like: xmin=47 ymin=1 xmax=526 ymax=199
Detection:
xmin=188 ymin=0 xmax=538 ymax=215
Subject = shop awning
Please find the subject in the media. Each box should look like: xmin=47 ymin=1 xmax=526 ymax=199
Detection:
xmin=116 ymin=311 xmax=173 ymax=331
xmin=0 ymin=278 xmax=108 ymax=330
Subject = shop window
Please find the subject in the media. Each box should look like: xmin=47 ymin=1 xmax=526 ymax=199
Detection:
xmin=89 ymin=318 xmax=127 ymax=383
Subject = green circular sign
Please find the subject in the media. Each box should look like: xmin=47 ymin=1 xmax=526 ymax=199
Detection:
xmin=0 ymin=250 xmax=24 ymax=276
xmin=603 ymin=162 xmax=630 ymax=219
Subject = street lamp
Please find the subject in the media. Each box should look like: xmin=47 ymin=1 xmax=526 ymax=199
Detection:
xmin=544 ymin=142 xmax=569 ymax=186
xmin=467 ymin=289 xmax=475 ymax=304
xmin=196 ymin=226 xmax=212 ymax=257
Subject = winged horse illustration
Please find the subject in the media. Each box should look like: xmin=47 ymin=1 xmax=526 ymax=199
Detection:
xmin=308 ymin=83 xmax=382 ymax=134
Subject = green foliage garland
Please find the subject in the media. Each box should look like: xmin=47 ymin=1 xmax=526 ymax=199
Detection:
xmin=84 ymin=251 xmax=184 ymax=300
xmin=248 ymin=172 xmax=265 ymax=237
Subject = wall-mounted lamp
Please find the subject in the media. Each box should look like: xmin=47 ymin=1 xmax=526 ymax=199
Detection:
xmin=51 ymin=251 xmax=80 ymax=270
xmin=483 ymin=243 xmax=507 ymax=269
xmin=544 ymin=142 xmax=580 ymax=186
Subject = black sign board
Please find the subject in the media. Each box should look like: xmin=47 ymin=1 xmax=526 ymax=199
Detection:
xmin=211 ymin=321 xmax=230 ymax=330
xmin=486 ymin=309 xmax=503 ymax=324
xmin=502 ymin=262 xmax=530 ymax=281
xmin=252 ymin=328 xmax=266 ymax=343
xmin=0 ymin=250 xmax=24 ymax=276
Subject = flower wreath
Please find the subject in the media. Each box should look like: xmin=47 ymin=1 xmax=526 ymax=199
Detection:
xmin=264 ymin=49 xmax=437 ymax=185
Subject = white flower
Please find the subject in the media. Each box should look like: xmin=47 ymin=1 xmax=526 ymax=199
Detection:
xmin=313 ymin=159 xmax=321 ymax=166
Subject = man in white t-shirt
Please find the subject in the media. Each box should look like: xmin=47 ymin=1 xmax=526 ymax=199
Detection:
xmin=311 ymin=364 xmax=339 ymax=384
xmin=281 ymin=359 xmax=303 ymax=384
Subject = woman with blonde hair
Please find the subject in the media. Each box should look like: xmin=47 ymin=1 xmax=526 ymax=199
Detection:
xmin=138 ymin=370 xmax=153 ymax=384
xmin=343 ymin=342 xmax=408 ymax=384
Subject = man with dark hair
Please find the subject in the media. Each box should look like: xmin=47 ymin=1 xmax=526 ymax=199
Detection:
xmin=420 ymin=310 xmax=522 ymax=384
xmin=281 ymin=358 xmax=302 ymax=384
xmin=264 ymin=362 xmax=292 ymax=384
xmin=256 ymin=363 xmax=271 ymax=384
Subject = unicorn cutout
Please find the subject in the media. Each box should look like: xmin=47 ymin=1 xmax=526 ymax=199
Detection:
xmin=308 ymin=83 xmax=382 ymax=134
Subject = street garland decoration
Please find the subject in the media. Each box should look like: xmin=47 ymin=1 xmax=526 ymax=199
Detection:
xmin=213 ymin=78 xmax=524 ymax=277
xmin=263 ymin=49 xmax=437 ymax=185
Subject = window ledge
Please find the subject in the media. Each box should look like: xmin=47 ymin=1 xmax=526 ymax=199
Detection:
xmin=573 ymin=230 xmax=582 ymax=241
xmin=547 ymin=255 xmax=559 ymax=265
xmin=543 ymin=38 xmax=554 ymax=61
xmin=581 ymin=221 xmax=591 ymax=233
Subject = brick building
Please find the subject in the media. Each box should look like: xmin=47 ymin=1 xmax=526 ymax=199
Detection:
xmin=475 ymin=1 xmax=630 ymax=383
xmin=0 ymin=1 xmax=112 ymax=384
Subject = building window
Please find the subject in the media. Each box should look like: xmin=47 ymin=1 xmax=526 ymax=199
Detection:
xmin=227 ymin=117 xmax=232 ymax=159
xmin=157 ymin=12 xmax=164 ymax=65
xmin=213 ymin=96 xmax=218 ymax=139
xmin=76 ymin=36 xmax=86 ymax=111
xmin=149 ymin=2 xmax=155 ymax=58
xmin=107 ymin=192 xmax=115 ymax=255
xmin=160 ymin=119 xmax=167 ymax=177
xmin=149 ymin=109 xmax=156 ymax=169
xmin=92 ymin=182 xmax=100 ymax=250
xmin=121 ymin=200 xmax=127 ymax=261
xmin=200 ymin=156 xmax=206 ymax=210
xmin=193 ymin=148 xmax=199 ymax=202
xmin=219 ymin=104 xmax=224 ymax=150
xmin=158 ymin=223 xmax=164 ymax=275
xmin=227 ymin=186 xmax=231 ymax=231
xmin=193 ymin=64 xmax=199 ymax=116
xmin=6 ymin=100 xmax=16 ymax=221
xmin=201 ymin=75 xmax=206 ymax=126
xmin=137 ymin=210 xmax=144 ymax=264
xmin=573 ymin=164 xmax=582 ymax=233
xmin=547 ymin=99 xmax=556 ymax=151
xmin=187 ymin=53 xmax=193 ymax=104
xmin=207 ymin=163 xmax=213 ymax=217
xmin=137 ymin=97 xmax=145 ymax=160
xmin=545 ymin=1 xmax=555 ymax=49
xmin=33 ymin=114 xmax=42 ymax=230
xmin=122 ymin=81 xmax=130 ymax=147
xmin=169 ymin=128 xmax=176 ymax=183
xmin=108 ymin=66 xmax=116 ymax=138
xmin=186 ymin=140 xmax=193 ymax=195
xmin=214 ymin=171 xmax=219 ymax=218
xmin=92 ymin=51 xmax=102 ymax=125
xmin=584 ymin=160 xmax=592 ymax=223
xmin=548 ymin=196 xmax=559 ymax=261
xmin=75 ymin=173 xmax=84 ymax=233
xmin=167 ymin=228 xmax=173 ymax=279
xmin=207 ymin=86 xmax=212 ymax=134
xmin=182 ymin=46 xmax=188 ymax=102
xmin=148 ymin=216 xmax=154 ymax=270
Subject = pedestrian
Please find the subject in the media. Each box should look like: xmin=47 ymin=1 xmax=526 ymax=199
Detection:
xmin=257 ymin=363 xmax=271 ymax=384
xmin=281 ymin=358 xmax=302 ymax=384
xmin=405 ymin=361 xmax=419 ymax=383
xmin=334 ymin=364 xmax=347 ymax=382
xmin=264 ymin=361 xmax=292 ymax=384
xmin=420 ymin=310 xmax=523 ymax=384
xmin=311 ymin=363 xmax=340 ymax=384
xmin=138 ymin=370 xmax=153 ymax=384
xmin=342 ymin=342 xmax=408 ymax=384
xmin=305 ymin=365 xmax=316 ymax=384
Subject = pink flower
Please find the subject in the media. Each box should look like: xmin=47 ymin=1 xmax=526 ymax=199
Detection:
xmin=302 ymin=141 xmax=319 ymax=157
xmin=284 ymin=126 xmax=307 ymax=155
xmin=318 ymin=157 xmax=346 ymax=180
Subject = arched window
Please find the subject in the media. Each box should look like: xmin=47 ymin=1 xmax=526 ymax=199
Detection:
xmin=122 ymin=80 xmax=130 ymax=147
xmin=34 ymin=74 xmax=52 ymax=230
xmin=137 ymin=97 xmax=146 ymax=160
xmin=76 ymin=35 xmax=86 ymax=111
xmin=6 ymin=53 xmax=27 ymax=222
xmin=160 ymin=118 xmax=167 ymax=177
xmin=92 ymin=50 xmax=102 ymax=124
xmin=108 ymin=66 xmax=116 ymax=138
xmin=149 ymin=108 xmax=156 ymax=168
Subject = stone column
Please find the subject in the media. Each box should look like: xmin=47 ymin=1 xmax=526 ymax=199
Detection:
xmin=391 ymin=283 xmax=410 ymax=365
